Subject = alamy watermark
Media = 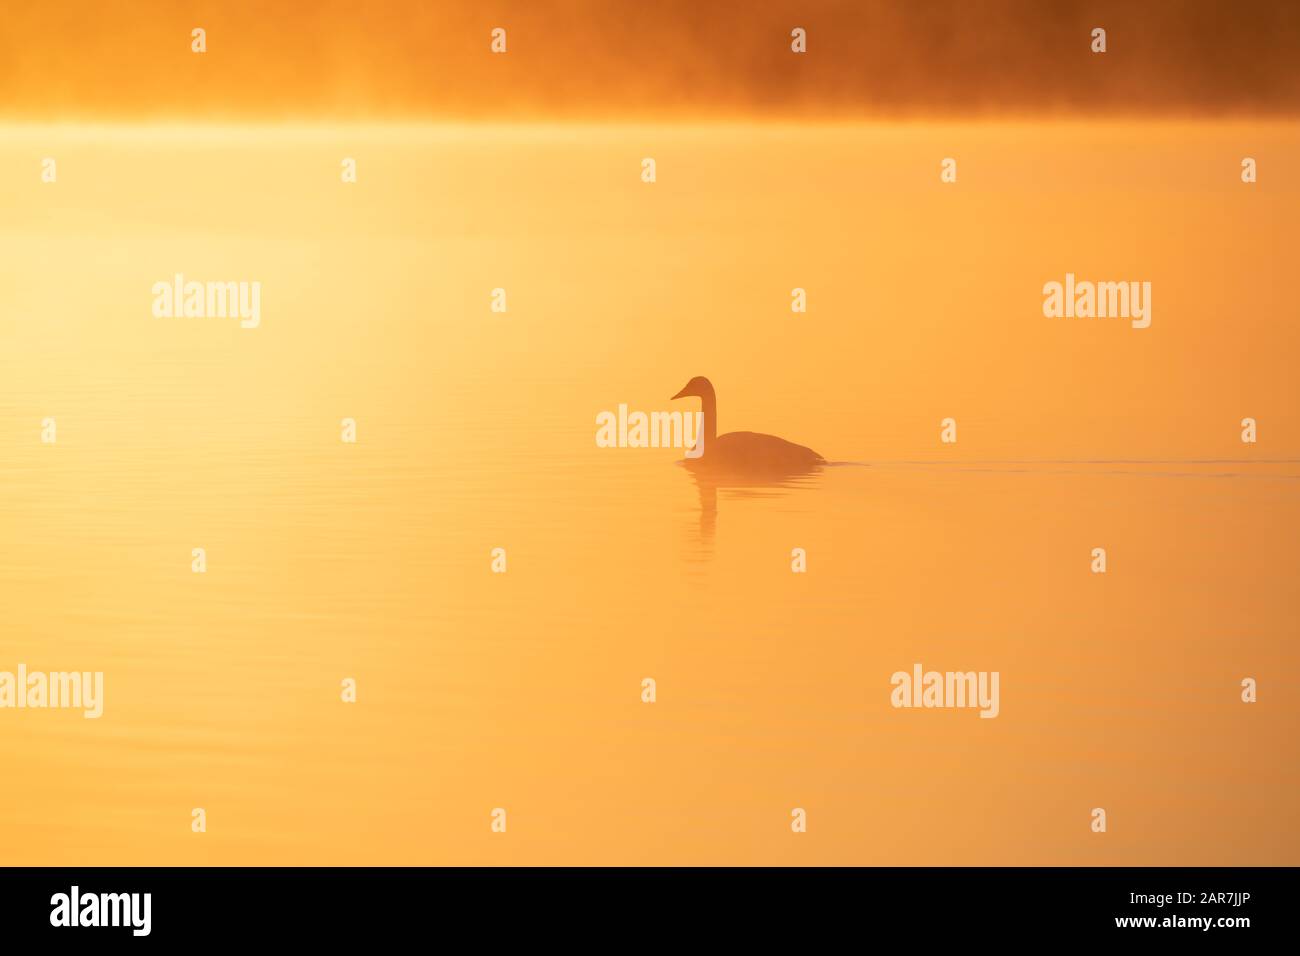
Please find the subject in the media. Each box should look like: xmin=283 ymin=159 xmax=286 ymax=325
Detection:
xmin=1043 ymin=273 xmax=1151 ymax=329
xmin=890 ymin=663 xmax=1000 ymax=718
xmin=0 ymin=664 xmax=103 ymax=718
xmin=152 ymin=274 xmax=261 ymax=329
xmin=595 ymin=404 xmax=704 ymax=454
xmin=50 ymin=886 xmax=150 ymax=936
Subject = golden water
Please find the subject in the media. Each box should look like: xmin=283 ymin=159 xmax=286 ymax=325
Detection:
xmin=2 ymin=122 xmax=1297 ymax=863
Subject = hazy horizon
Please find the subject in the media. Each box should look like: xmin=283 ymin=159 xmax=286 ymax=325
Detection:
xmin=3 ymin=0 xmax=1299 ymax=121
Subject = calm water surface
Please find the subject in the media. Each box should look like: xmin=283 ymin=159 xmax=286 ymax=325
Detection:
xmin=1 ymin=123 xmax=1297 ymax=863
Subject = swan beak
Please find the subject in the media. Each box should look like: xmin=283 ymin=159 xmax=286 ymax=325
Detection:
xmin=670 ymin=385 xmax=691 ymax=400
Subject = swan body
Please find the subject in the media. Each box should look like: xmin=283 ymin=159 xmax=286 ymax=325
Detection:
xmin=671 ymin=376 xmax=824 ymax=475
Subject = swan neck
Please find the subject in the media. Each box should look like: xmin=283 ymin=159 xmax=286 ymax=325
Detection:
xmin=700 ymin=392 xmax=718 ymax=447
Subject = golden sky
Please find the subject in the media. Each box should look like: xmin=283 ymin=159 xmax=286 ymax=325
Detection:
xmin=2 ymin=0 xmax=1298 ymax=120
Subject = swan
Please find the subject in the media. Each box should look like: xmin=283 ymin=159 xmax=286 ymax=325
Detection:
xmin=670 ymin=376 xmax=824 ymax=475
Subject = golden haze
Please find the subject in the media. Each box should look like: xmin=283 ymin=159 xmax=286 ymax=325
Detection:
xmin=2 ymin=121 xmax=1298 ymax=863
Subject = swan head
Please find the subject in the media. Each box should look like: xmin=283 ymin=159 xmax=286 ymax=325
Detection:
xmin=671 ymin=376 xmax=715 ymax=401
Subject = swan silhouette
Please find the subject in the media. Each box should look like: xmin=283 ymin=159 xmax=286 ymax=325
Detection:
xmin=671 ymin=376 xmax=824 ymax=476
